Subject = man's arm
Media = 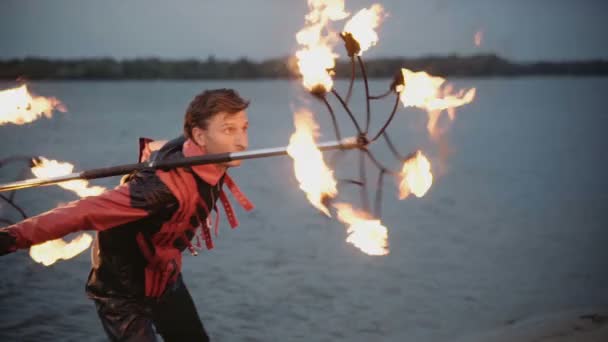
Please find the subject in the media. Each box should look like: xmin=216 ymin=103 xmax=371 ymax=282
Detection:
xmin=0 ymin=170 xmax=177 ymax=252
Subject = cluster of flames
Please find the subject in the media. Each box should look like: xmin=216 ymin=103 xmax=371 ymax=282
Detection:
xmin=287 ymin=110 xmax=432 ymax=256
xmin=289 ymin=0 xmax=475 ymax=256
xmin=0 ymin=0 xmax=478 ymax=261
xmin=0 ymin=85 xmax=97 ymax=266
xmin=295 ymin=0 xmax=383 ymax=92
xmin=27 ymin=158 xmax=104 ymax=266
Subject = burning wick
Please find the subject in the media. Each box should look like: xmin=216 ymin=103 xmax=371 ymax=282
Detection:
xmin=474 ymin=30 xmax=483 ymax=47
xmin=29 ymin=234 xmax=93 ymax=266
xmin=398 ymin=150 xmax=433 ymax=199
xmin=287 ymin=110 xmax=338 ymax=217
xmin=0 ymin=84 xmax=66 ymax=126
xmin=334 ymin=202 xmax=389 ymax=256
xmin=396 ymin=68 xmax=476 ymax=138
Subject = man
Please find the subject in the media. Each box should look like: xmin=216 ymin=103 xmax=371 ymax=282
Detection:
xmin=0 ymin=88 xmax=254 ymax=341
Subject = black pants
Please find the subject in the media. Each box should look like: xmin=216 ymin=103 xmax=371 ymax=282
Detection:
xmin=93 ymin=275 xmax=209 ymax=342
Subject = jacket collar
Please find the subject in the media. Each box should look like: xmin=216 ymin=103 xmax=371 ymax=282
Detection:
xmin=182 ymin=138 xmax=225 ymax=186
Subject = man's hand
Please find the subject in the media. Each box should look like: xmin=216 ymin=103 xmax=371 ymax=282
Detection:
xmin=0 ymin=228 xmax=18 ymax=256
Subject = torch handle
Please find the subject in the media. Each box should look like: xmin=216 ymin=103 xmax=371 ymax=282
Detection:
xmin=0 ymin=138 xmax=361 ymax=193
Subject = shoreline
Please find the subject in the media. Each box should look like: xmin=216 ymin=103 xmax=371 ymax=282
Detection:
xmin=455 ymin=308 xmax=608 ymax=342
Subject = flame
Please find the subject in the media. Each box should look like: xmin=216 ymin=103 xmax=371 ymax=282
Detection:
xmin=474 ymin=30 xmax=483 ymax=47
xmin=334 ymin=203 xmax=388 ymax=256
xmin=343 ymin=4 xmax=384 ymax=54
xmin=306 ymin=0 xmax=349 ymax=22
xmin=0 ymin=85 xmax=66 ymax=126
xmin=397 ymin=68 xmax=476 ymax=137
xmin=296 ymin=43 xmax=339 ymax=92
xmin=295 ymin=0 xmax=349 ymax=92
xmin=31 ymin=157 xmax=106 ymax=198
xmin=287 ymin=110 xmax=338 ymax=216
xmin=29 ymin=233 xmax=93 ymax=266
xmin=28 ymin=157 xmax=105 ymax=266
xmin=398 ymin=150 xmax=433 ymax=199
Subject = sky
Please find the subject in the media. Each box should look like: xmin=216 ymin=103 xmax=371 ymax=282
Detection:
xmin=1 ymin=0 xmax=607 ymax=62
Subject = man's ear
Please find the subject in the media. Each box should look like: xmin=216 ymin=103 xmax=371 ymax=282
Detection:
xmin=191 ymin=126 xmax=206 ymax=147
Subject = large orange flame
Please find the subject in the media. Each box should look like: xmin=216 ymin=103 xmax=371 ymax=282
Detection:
xmin=334 ymin=202 xmax=388 ymax=256
xmin=397 ymin=68 xmax=476 ymax=138
xmin=295 ymin=0 xmax=349 ymax=92
xmin=0 ymin=85 xmax=66 ymax=126
xmin=29 ymin=234 xmax=93 ymax=266
xmin=398 ymin=150 xmax=433 ymax=199
xmin=28 ymin=157 xmax=105 ymax=266
xmin=343 ymin=4 xmax=384 ymax=54
xmin=287 ymin=110 xmax=338 ymax=216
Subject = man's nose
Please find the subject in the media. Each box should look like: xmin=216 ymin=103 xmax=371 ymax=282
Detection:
xmin=235 ymin=132 xmax=248 ymax=151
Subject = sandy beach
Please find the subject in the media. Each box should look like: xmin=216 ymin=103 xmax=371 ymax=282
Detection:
xmin=456 ymin=309 xmax=608 ymax=342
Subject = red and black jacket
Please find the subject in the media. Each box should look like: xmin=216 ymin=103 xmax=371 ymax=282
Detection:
xmin=6 ymin=136 xmax=253 ymax=299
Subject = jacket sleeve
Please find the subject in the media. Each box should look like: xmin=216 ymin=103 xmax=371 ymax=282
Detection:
xmin=5 ymin=170 xmax=177 ymax=249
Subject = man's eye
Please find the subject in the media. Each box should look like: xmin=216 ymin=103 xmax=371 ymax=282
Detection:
xmin=224 ymin=127 xmax=235 ymax=134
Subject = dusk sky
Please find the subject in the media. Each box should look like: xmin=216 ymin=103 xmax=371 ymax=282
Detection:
xmin=1 ymin=0 xmax=607 ymax=62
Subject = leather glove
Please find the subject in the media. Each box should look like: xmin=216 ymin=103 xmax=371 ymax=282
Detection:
xmin=0 ymin=228 xmax=18 ymax=256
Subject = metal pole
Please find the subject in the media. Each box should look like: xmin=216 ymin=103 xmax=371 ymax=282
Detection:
xmin=0 ymin=137 xmax=361 ymax=193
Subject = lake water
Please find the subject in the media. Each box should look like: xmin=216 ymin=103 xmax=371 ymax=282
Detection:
xmin=0 ymin=78 xmax=607 ymax=341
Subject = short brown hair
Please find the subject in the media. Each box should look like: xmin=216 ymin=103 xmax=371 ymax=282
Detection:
xmin=183 ymin=88 xmax=249 ymax=139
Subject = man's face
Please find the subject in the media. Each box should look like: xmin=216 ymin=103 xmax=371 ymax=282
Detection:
xmin=192 ymin=110 xmax=249 ymax=168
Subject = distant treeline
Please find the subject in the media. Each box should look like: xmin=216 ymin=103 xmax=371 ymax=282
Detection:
xmin=1 ymin=54 xmax=607 ymax=80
